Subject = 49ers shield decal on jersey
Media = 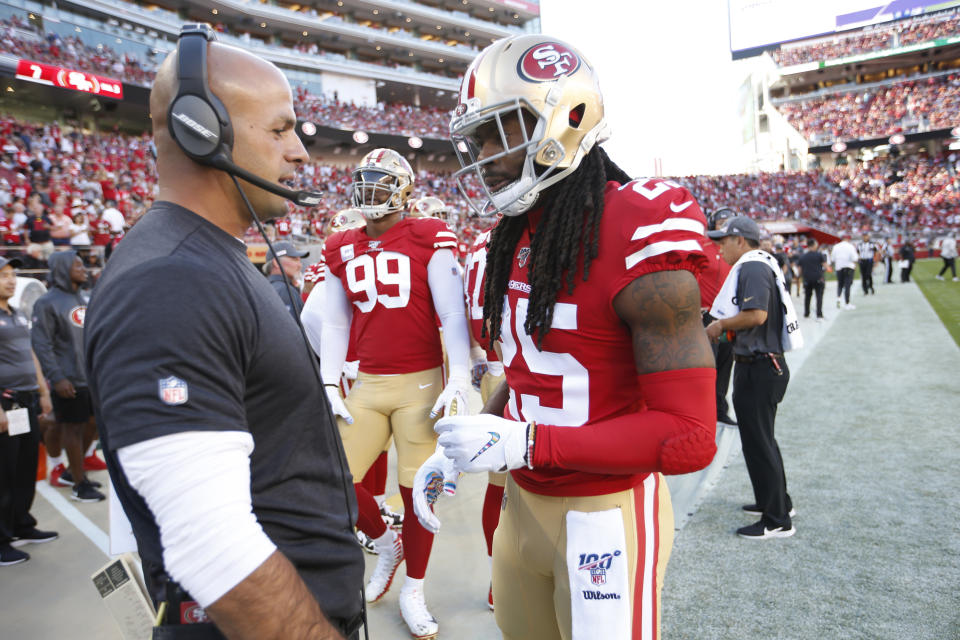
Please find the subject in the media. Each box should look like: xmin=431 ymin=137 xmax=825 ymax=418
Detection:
xmin=517 ymin=43 xmax=581 ymax=82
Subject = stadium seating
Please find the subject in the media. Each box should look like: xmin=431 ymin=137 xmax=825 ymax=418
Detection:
xmin=293 ymin=87 xmax=452 ymax=141
xmin=674 ymin=171 xmax=880 ymax=234
xmin=826 ymin=153 xmax=960 ymax=231
xmin=775 ymin=73 xmax=960 ymax=143
xmin=772 ymin=9 xmax=960 ymax=66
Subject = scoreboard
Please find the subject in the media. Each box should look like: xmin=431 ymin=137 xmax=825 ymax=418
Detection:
xmin=15 ymin=59 xmax=123 ymax=100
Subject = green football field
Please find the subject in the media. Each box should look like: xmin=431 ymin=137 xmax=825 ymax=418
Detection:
xmin=914 ymin=258 xmax=960 ymax=348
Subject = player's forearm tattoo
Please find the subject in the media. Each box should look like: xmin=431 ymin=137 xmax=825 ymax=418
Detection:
xmin=617 ymin=270 xmax=715 ymax=375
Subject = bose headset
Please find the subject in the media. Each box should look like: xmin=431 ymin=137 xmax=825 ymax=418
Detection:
xmin=167 ymin=23 xmax=368 ymax=637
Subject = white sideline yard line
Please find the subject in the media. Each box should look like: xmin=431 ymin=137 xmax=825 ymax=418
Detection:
xmin=35 ymin=480 xmax=110 ymax=557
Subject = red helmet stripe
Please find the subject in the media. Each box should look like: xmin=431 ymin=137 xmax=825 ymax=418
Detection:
xmin=467 ymin=67 xmax=477 ymax=99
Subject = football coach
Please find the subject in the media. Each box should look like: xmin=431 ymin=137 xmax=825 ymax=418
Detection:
xmin=84 ymin=27 xmax=363 ymax=639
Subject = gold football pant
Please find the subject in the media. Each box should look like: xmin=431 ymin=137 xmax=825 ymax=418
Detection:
xmin=339 ymin=367 xmax=442 ymax=487
xmin=493 ymin=474 xmax=673 ymax=640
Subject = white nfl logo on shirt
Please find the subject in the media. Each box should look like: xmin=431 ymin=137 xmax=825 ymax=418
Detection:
xmin=159 ymin=376 xmax=188 ymax=406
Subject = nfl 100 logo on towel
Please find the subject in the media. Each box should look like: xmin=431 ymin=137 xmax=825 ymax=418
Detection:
xmin=578 ymin=550 xmax=622 ymax=587
xmin=158 ymin=376 xmax=189 ymax=406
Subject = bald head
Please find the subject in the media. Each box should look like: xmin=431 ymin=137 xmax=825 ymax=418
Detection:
xmin=151 ymin=42 xmax=290 ymax=153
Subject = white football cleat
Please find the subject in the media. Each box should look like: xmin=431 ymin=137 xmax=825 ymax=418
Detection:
xmin=365 ymin=530 xmax=404 ymax=603
xmin=399 ymin=585 xmax=439 ymax=639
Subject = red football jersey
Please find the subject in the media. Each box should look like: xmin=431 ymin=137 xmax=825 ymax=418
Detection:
xmin=696 ymin=235 xmax=731 ymax=309
xmin=324 ymin=216 xmax=458 ymax=374
xmin=500 ymin=179 xmax=708 ymax=497
xmin=463 ymin=225 xmax=499 ymax=360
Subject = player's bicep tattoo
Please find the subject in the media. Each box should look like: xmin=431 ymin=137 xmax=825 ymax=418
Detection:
xmin=613 ymin=270 xmax=715 ymax=375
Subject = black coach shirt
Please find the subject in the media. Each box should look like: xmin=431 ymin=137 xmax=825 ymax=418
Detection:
xmin=797 ymin=249 xmax=827 ymax=282
xmin=734 ymin=261 xmax=785 ymax=357
xmin=84 ymin=202 xmax=362 ymax=620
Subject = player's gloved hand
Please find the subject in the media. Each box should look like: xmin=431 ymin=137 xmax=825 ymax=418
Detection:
xmin=325 ymin=386 xmax=354 ymax=425
xmin=430 ymin=375 xmax=471 ymax=419
xmin=434 ymin=414 xmax=531 ymax=473
xmin=412 ymin=445 xmax=461 ymax=534
xmin=470 ymin=346 xmax=488 ymax=391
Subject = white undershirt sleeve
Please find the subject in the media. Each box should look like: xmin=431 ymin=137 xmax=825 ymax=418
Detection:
xmin=319 ymin=265 xmax=352 ymax=385
xmin=117 ymin=430 xmax=277 ymax=608
xmin=299 ymin=279 xmax=326 ymax=358
xmin=428 ymin=249 xmax=471 ymax=380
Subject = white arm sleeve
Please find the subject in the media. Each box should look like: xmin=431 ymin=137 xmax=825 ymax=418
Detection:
xmin=428 ymin=249 xmax=471 ymax=380
xmin=299 ymin=279 xmax=326 ymax=358
xmin=319 ymin=265 xmax=352 ymax=385
xmin=117 ymin=431 xmax=277 ymax=608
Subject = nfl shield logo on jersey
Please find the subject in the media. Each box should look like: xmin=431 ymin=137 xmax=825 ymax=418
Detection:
xmin=517 ymin=247 xmax=531 ymax=268
xmin=159 ymin=376 xmax=188 ymax=406
xmin=590 ymin=567 xmax=606 ymax=585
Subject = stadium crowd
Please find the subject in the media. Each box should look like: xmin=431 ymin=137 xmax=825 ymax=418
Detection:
xmin=293 ymin=87 xmax=452 ymax=140
xmin=826 ymin=152 xmax=960 ymax=231
xmin=674 ymin=171 xmax=880 ymax=234
xmin=775 ymin=73 xmax=960 ymax=143
xmin=3 ymin=107 xmax=957 ymax=268
xmin=0 ymin=116 xmax=155 ymax=263
xmin=772 ymin=9 xmax=960 ymax=66
xmin=0 ymin=16 xmax=157 ymax=86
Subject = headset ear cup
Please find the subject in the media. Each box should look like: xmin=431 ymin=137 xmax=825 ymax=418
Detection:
xmin=168 ymin=94 xmax=224 ymax=164
xmin=207 ymin=92 xmax=233 ymax=156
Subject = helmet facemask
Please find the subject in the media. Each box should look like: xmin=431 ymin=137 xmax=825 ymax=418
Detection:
xmin=351 ymin=167 xmax=412 ymax=220
xmin=451 ymin=97 xmax=567 ymax=217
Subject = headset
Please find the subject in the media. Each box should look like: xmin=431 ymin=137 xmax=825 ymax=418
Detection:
xmin=167 ymin=23 xmax=323 ymax=207
xmin=168 ymin=23 xmax=369 ymax=638
xmin=708 ymin=206 xmax=739 ymax=232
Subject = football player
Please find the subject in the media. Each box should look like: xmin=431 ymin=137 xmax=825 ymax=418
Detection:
xmin=414 ymin=36 xmax=717 ymax=640
xmin=300 ymin=207 xmax=401 ymax=552
xmin=319 ymin=148 xmax=471 ymax=639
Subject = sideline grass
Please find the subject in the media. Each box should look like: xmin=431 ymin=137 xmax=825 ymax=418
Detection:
xmin=914 ymin=257 xmax=960 ymax=347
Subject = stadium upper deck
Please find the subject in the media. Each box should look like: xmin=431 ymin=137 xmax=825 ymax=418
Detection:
xmin=770 ymin=8 xmax=960 ymax=68
xmin=0 ymin=0 xmax=539 ymax=110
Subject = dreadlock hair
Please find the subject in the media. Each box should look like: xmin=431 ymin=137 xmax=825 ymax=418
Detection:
xmin=482 ymin=145 xmax=632 ymax=349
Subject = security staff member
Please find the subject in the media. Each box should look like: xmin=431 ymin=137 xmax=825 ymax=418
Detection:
xmin=856 ymin=233 xmax=876 ymax=295
xmin=264 ymin=241 xmax=308 ymax=319
xmin=84 ymin=33 xmax=363 ymax=639
xmin=0 ymin=256 xmax=58 ymax=566
xmin=706 ymin=217 xmax=795 ymax=539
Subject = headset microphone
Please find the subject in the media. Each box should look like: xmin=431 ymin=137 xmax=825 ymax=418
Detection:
xmin=208 ymin=155 xmax=324 ymax=206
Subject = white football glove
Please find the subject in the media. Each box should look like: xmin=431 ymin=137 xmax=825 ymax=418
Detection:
xmin=412 ymin=445 xmax=461 ymax=534
xmin=470 ymin=346 xmax=488 ymax=391
xmin=325 ymin=386 xmax=354 ymax=425
xmin=429 ymin=375 xmax=471 ymax=419
xmin=435 ymin=414 xmax=531 ymax=473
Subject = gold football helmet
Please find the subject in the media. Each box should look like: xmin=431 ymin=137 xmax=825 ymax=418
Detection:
xmin=327 ymin=207 xmax=365 ymax=235
xmin=351 ymin=148 xmax=415 ymax=220
xmin=409 ymin=196 xmax=451 ymax=221
xmin=450 ymin=35 xmax=610 ymax=217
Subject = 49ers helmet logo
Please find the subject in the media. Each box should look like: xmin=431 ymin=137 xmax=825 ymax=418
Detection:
xmin=69 ymin=306 xmax=86 ymax=327
xmin=517 ymin=43 xmax=580 ymax=82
